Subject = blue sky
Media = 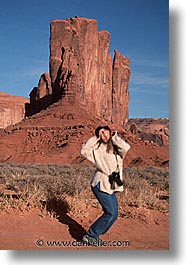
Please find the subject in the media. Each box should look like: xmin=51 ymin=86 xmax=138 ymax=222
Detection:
xmin=0 ymin=0 xmax=169 ymax=118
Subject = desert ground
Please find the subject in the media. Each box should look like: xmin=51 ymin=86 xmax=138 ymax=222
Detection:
xmin=0 ymin=207 xmax=168 ymax=250
xmin=0 ymin=15 xmax=169 ymax=251
xmin=0 ymin=164 xmax=169 ymax=250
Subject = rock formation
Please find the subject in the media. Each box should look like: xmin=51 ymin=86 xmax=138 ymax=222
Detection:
xmin=25 ymin=73 xmax=53 ymax=116
xmin=112 ymin=50 xmax=130 ymax=124
xmin=126 ymin=118 xmax=169 ymax=146
xmin=26 ymin=17 xmax=130 ymax=126
xmin=0 ymin=99 xmax=169 ymax=167
xmin=0 ymin=18 xmax=169 ymax=167
xmin=0 ymin=92 xmax=29 ymax=129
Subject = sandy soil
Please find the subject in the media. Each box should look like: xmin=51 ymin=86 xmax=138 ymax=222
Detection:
xmin=0 ymin=208 xmax=169 ymax=250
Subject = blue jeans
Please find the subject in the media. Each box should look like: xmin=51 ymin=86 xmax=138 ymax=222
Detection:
xmin=87 ymin=182 xmax=118 ymax=239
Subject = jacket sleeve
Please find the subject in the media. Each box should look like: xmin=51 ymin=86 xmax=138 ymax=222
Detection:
xmin=112 ymin=131 xmax=130 ymax=158
xmin=81 ymin=136 xmax=99 ymax=164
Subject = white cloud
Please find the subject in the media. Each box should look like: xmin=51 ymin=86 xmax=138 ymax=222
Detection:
xmin=22 ymin=65 xmax=49 ymax=78
xmin=130 ymin=72 xmax=169 ymax=91
xmin=130 ymin=86 xmax=168 ymax=96
xmin=132 ymin=58 xmax=168 ymax=68
xmin=0 ymin=61 xmax=48 ymax=80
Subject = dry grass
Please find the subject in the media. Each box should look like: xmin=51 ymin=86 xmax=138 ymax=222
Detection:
xmin=0 ymin=163 xmax=169 ymax=222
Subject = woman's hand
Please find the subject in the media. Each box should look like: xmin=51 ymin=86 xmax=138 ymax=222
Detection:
xmin=111 ymin=131 xmax=117 ymax=137
xmin=99 ymin=129 xmax=111 ymax=143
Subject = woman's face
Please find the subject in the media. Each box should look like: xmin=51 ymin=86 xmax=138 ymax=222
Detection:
xmin=99 ymin=129 xmax=111 ymax=143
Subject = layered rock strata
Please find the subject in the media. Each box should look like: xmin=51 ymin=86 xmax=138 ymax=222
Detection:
xmin=27 ymin=17 xmax=130 ymax=126
xmin=0 ymin=92 xmax=29 ymax=129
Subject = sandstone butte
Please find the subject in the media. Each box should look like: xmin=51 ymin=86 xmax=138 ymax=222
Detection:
xmin=26 ymin=17 xmax=130 ymax=126
xmin=0 ymin=17 xmax=169 ymax=166
xmin=0 ymin=92 xmax=28 ymax=129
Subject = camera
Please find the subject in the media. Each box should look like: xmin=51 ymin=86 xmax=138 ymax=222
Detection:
xmin=109 ymin=171 xmax=123 ymax=190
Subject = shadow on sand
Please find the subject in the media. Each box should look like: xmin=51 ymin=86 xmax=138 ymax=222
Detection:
xmin=45 ymin=197 xmax=86 ymax=241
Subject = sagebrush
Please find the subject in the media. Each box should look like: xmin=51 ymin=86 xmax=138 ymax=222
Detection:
xmin=0 ymin=163 xmax=169 ymax=222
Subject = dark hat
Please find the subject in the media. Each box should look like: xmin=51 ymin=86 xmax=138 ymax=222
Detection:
xmin=95 ymin=126 xmax=103 ymax=138
xmin=95 ymin=125 xmax=111 ymax=138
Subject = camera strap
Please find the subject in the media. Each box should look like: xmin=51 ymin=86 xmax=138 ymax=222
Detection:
xmin=115 ymin=154 xmax=120 ymax=173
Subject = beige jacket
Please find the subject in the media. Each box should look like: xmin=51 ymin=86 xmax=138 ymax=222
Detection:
xmin=81 ymin=132 xmax=130 ymax=194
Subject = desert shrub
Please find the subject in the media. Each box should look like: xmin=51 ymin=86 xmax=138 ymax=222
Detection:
xmin=117 ymin=166 xmax=169 ymax=217
xmin=0 ymin=177 xmax=47 ymax=212
xmin=0 ymin=163 xmax=169 ymax=220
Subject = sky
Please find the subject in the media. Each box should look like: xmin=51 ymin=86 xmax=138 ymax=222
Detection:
xmin=0 ymin=0 xmax=169 ymax=118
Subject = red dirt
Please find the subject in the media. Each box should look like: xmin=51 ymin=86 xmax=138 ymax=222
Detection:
xmin=0 ymin=97 xmax=169 ymax=251
xmin=0 ymin=100 xmax=169 ymax=168
xmin=0 ymin=207 xmax=169 ymax=250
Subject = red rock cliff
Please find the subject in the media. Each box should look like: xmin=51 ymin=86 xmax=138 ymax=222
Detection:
xmin=0 ymin=92 xmax=29 ymax=129
xmin=27 ymin=17 xmax=130 ymax=126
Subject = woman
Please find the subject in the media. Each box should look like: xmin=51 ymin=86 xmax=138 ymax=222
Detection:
xmin=81 ymin=125 xmax=130 ymax=246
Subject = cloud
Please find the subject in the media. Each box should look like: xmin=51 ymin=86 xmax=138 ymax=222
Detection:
xmin=131 ymin=72 xmax=169 ymax=87
xmin=0 ymin=60 xmax=49 ymax=97
xmin=132 ymin=58 xmax=168 ymax=69
xmin=130 ymin=86 xmax=168 ymax=96
xmin=129 ymin=70 xmax=169 ymax=96
xmin=22 ymin=65 xmax=49 ymax=78
xmin=0 ymin=60 xmax=48 ymax=80
xmin=128 ymin=55 xmax=169 ymax=97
